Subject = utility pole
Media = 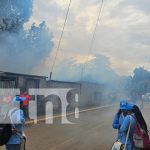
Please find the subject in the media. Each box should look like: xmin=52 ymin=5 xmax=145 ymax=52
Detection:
xmin=49 ymin=72 xmax=52 ymax=81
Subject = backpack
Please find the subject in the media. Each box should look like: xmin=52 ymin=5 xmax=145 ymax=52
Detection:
xmin=0 ymin=108 xmax=18 ymax=146
xmin=133 ymin=121 xmax=150 ymax=149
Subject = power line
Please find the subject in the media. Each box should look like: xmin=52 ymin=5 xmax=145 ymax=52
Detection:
xmin=80 ymin=0 xmax=104 ymax=81
xmin=50 ymin=0 xmax=72 ymax=79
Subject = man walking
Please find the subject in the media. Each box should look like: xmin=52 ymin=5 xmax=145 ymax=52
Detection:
xmin=20 ymin=92 xmax=30 ymax=118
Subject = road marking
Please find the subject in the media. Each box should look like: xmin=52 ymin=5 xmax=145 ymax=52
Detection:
xmin=87 ymin=122 xmax=107 ymax=133
xmin=26 ymin=103 xmax=117 ymax=125
xmin=48 ymin=122 xmax=109 ymax=150
xmin=49 ymin=138 xmax=74 ymax=150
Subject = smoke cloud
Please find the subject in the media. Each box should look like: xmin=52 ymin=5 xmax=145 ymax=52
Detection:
xmin=0 ymin=0 xmax=33 ymax=31
xmin=53 ymin=54 xmax=119 ymax=83
xmin=0 ymin=0 xmax=54 ymax=73
xmin=53 ymin=54 xmax=128 ymax=101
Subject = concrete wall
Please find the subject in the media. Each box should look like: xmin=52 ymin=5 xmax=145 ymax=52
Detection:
xmin=45 ymin=80 xmax=81 ymax=112
xmin=17 ymin=76 xmax=26 ymax=90
xmin=47 ymin=81 xmax=104 ymax=108
xmin=80 ymin=82 xmax=104 ymax=107
xmin=0 ymin=73 xmax=105 ymax=116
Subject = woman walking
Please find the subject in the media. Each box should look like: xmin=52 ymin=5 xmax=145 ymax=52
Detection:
xmin=120 ymin=103 xmax=136 ymax=150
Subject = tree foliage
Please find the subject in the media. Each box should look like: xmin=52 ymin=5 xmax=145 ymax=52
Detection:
xmin=125 ymin=67 xmax=150 ymax=100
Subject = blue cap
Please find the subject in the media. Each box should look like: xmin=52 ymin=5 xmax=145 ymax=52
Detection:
xmin=120 ymin=100 xmax=128 ymax=110
xmin=126 ymin=103 xmax=134 ymax=110
xmin=12 ymin=96 xmax=26 ymax=104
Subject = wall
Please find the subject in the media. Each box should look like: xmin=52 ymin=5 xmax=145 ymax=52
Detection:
xmin=0 ymin=73 xmax=105 ymax=116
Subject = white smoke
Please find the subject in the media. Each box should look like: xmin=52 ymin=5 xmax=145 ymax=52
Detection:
xmin=0 ymin=0 xmax=54 ymax=73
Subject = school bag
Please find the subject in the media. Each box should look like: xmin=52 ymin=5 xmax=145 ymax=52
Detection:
xmin=133 ymin=122 xmax=150 ymax=149
xmin=0 ymin=108 xmax=18 ymax=146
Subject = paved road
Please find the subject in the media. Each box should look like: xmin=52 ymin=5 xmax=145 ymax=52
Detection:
xmin=25 ymin=104 xmax=150 ymax=150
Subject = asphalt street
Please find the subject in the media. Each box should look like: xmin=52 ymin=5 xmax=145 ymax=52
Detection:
xmin=25 ymin=103 xmax=150 ymax=150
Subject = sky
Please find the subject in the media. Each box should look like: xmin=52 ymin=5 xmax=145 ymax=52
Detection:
xmin=25 ymin=0 xmax=150 ymax=79
xmin=23 ymin=0 xmax=150 ymax=79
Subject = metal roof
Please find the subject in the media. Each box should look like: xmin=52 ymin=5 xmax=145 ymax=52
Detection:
xmin=0 ymin=71 xmax=47 ymax=79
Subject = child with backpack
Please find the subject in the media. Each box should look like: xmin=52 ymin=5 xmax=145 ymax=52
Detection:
xmin=132 ymin=105 xmax=150 ymax=150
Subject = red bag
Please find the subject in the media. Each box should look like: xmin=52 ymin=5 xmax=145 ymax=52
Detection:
xmin=133 ymin=122 xmax=150 ymax=149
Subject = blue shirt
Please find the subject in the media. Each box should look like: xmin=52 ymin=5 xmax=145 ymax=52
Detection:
xmin=120 ymin=114 xmax=136 ymax=150
xmin=7 ymin=108 xmax=25 ymax=144
xmin=112 ymin=112 xmax=125 ymax=140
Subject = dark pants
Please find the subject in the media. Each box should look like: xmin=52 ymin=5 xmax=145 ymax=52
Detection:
xmin=6 ymin=144 xmax=21 ymax=150
xmin=23 ymin=106 xmax=28 ymax=118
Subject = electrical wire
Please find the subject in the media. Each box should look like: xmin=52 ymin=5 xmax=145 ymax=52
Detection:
xmin=80 ymin=0 xmax=104 ymax=81
xmin=50 ymin=0 xmax=72 ymax=79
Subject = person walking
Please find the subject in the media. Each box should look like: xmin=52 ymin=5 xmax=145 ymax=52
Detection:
xmin=5 ymin=96 xmax=26 ymax=150
xmin=132 ymin=105 xmax=150 ymax=150
xmin=112 ymin=100 xmax=128 ymax=140
xmin=120 ymin=103 xmax=136 ymax=150
xmin=20 ymin=92 xmax=30 ymax=118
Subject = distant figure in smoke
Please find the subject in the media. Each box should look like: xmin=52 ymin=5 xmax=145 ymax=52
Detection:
xmin=112 ymin=100 xmax=128 ymax=140
xmin=140 ymin=95 xmax=145 ymax=110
